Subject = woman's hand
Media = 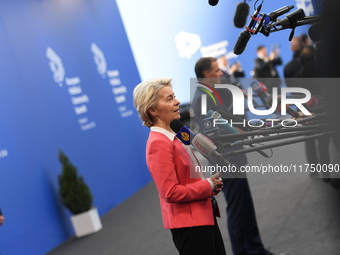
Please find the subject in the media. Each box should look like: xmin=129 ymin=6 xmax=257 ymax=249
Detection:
xmin=209 ymin=172 xmax=224 ymax=195
xmin=0 ymin=215 xmax=4 ymax=226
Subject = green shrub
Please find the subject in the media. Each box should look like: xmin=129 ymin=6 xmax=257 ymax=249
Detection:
xmin=58 ymin=150 xmax=93 ymax=215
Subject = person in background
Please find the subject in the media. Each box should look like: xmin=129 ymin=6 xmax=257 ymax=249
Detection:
xmin=283 ymin=36 xmax=304 ymax=87
xmin=133 ymin=77 xmax=226 ymax=255
xmin=300 ymin=33 xmax=313 ymax=47
xmin=0 ymin=208 xmax=4 ymax=226
xmin=252 ymin=45 xmax=282 ymax=94
xmin=191 ymin=57 xmax=277 ymax=255
xmin=217 ymin=55 xmax=245 ymax=81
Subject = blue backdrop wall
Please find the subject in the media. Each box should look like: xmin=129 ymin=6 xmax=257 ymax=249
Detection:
xmin=0 ymin=0 xmax=316 ymax=254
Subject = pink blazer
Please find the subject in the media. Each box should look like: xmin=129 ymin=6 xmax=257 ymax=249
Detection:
xmin=146 ymin=130 xmax=215 ymax=229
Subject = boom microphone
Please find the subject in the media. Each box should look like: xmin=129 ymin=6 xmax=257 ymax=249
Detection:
xmin=233 ymin=30 xmax=251 ymax=55
xmin=233 ymin=2 xmax=262 ymax=55
xmin=233 ymin=2 xmax=250 ymax=28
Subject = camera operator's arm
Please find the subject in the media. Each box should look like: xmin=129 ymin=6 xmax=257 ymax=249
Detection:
xmin=269 ymin=48 xmax=282 ymax=65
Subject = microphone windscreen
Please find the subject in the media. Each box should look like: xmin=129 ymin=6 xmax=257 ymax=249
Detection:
xmin=233 ymin=30 xmax=251 ymax=55
xmin=233 ymin=2 xmax=250 ymax=28
xmin=170 ymin=119 xmax=184 ymax=133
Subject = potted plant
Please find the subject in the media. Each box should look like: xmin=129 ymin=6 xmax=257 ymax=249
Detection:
xmin=58 ymin=149 xmax=102 ymax=237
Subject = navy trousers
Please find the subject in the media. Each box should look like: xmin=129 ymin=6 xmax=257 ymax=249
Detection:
xmin=222 ymin=178 xmax=267 ymax=255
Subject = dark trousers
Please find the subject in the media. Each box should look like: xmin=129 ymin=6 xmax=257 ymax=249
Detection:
xmin=170 ymin=214 xmax=226 ymax=255
xmin=305 ymin=136 xmax=331 ymax=178
xmin=222 ymin=178 xmax=267 ymax=255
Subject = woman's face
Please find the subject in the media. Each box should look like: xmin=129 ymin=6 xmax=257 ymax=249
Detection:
xmin=153 ymin=86 xmax=181 ymax=126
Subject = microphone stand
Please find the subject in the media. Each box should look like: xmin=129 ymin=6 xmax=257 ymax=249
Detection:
xmin=268 ymin=15 xmax=321 ymax=40
xmin=210 ymin=123 xmax=331 ymax=142
xmin=224 ymin=131 xmax=334 ymax=156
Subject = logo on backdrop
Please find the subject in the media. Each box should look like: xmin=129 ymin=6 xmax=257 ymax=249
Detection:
xmin=174 ymin=32 xmax=236 ymax=60
xmin=46 ymin=47 xmax=65 ymax=87
xmin=91 ymin=43 xmax=107 ymax=78
xmin=0 ymin=149 xmax=8 ymax=159
xmin=91 ymin=43 xmax=133 ymax=118
xmin=46 ymin=47 xmax=96 ymax=131
xmin=174 ymin=31 xmax=202 ymax=59
xmin=200 ymin=40 xmax=230 ymax=58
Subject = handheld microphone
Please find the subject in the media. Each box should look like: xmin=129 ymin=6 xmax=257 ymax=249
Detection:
xmin=233 ymin=2 xmax=250 ymax=28
xmin=208 ymin=0 xmax=219 ymax=6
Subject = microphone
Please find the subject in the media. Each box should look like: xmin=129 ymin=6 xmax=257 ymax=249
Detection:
xmin=233 ymin=2 xmax=250 ymax=28
xmin=208 ymin=0 xmax=219 ymax=6
xmin=305 ymin=97 xmax=321 ymax=110
xmin=170 ymin=119 xmax=219 ymax=158
xmin=207 ymin=110 xmax=239 ymax=134
xmin=206 ymin=110 xmax=271 ymax=157
xmin=267 ymin=95 xmax=300 ymax=118
xmin=267 ymin=5 xmax=294 ymax=22
xmin=271 ymin=8 xmax=305 ymax=29
xmin=233 ymin=2 xmax=262 ymax=55
xmin=203 ymin=117 xmax=220 ymax=138
xmin=216 ymin=109 xmax=248 ymax=131
xmin=233 ymin=30 xmax=251 ymax=55
xmin=251 ymin=80 xmax=270 ymax=108
xmin=170 ymin=120 xmax=243 ymax=178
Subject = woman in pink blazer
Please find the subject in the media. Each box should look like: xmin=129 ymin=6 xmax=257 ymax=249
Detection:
xmin=133 ymin=78 xmax=226 ymax=255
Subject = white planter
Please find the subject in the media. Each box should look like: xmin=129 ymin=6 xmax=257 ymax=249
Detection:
xmin=70 ymin=207 xmax=102 ymax=237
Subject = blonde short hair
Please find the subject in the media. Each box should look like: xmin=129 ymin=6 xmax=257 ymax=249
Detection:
xmin=133 ymin=78 xmax=172 ymax=127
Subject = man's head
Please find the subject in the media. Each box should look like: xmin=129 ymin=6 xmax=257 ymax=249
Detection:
xmin=290 ymin=37 xmax=303 ymax=52
xmin=217 ymin=55 xmax=229 ymax=68
xmin=256 ymin=45 xmax=267 ymax=58
xmin=195 ymin=57 xmax=222 ymax=85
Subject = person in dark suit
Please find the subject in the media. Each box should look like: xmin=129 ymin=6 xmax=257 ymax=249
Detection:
xmin=283 ymin=36 xmax=304 ymax=87
xmin=252 ymin=45 xmax=282 ymax=94
xmin=133 ymin=78 xmax=226 ymax=255
xmin=0 ymin=208 xmax=4 ymax=226
xmin=191 ymin=57 xmax=276 ymax=255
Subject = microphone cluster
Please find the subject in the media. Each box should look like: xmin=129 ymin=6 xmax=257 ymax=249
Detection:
xmin=171 ymin=93 xmax=332 ymax=165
